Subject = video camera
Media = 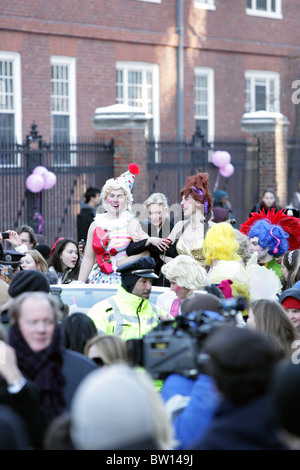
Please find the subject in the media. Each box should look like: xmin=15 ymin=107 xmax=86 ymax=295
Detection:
xmin=127 ymin=296 xmax=248 ymax=380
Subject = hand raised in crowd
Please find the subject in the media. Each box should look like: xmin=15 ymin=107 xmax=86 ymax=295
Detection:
xmin=146 ymin=237 xmax=172 ymax=252
xmin=0 ymin=341 xmax=24 ymax=386
xmin=4 ymin=230 xmax=21 ymax=247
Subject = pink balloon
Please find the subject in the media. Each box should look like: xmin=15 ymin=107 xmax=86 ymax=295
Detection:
xmin=212 ymin=151 xmax=231 ymax=168
xmin=33 ymin=166 xmax=48 ymax=177
xmin=43 ymin=171 xmax=57 ymax=189
xmin=220 ymin=163 xmax=235 ymax=178
xmin=26 ymin=174 xmax=44 ymax=193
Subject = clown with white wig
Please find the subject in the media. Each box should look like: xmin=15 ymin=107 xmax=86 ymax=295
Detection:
xmin=78 ymin=163 xmax=148 ymax=284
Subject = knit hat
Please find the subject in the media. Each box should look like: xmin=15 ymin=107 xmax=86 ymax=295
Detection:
xmin=212 ymin=207 xmax=230 ymax=223
xmin=34 ymin=244 xmax=51 ymax=260
xmin=281 ymin=297 xmax=300 ymax=310
xmin=8 ymin=270 xmax=50 ymax=298
xmin=279 ymin=288 xmax=300 ymax=309
xmin=70 ymin=364 xmax=159 ymax=450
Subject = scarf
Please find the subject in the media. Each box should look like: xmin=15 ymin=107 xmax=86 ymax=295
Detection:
xmin=8 ymin=323 xmax=66 ymax=422
xmin=170 ymin=298 xmax=181 ymax=318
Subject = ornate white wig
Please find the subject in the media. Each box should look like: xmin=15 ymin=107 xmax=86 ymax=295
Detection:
xmin=161 ymin=255 xmax=210 ymax=291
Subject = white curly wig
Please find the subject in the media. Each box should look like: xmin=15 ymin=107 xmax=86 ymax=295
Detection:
xmin=161 ymin=255 xmax=210 ymax=291
xmin=101 ymin=178 xmax=133 ymax=211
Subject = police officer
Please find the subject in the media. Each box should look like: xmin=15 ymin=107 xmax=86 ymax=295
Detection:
xmin=88 ymin=257 xmax=167 ymax=340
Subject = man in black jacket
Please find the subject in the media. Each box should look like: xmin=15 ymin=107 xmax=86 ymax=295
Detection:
xmin=77 ymin=187 xmax=101 ymax=243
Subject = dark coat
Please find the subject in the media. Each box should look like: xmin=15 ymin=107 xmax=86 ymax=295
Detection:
xmin=0 ymin=348 xmax=96 ymax=449
xmin=61 ymin=348 xmax=97 ymax=410
xmin=191 ymin=395 xmax=287 ymax=450
xmin=77 ymin=205 xmax=96 ymax=242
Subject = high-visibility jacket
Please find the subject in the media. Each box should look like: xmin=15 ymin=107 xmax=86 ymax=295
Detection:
xmin=88 ymin=286 xmax=163 ymax=340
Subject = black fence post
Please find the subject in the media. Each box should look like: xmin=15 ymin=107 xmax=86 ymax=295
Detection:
xmin=23 ymin=122 xmax=49 ymax=233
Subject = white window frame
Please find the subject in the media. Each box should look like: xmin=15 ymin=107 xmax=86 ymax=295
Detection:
xmin=116 ymin=61 xmax=160 ymax=142
xmin=50 ymin=56 xmax=77 ymax=145
xmin=0 ymin=51 xmax=22 ymax=144
xmin=245 ymin=70 xmax=280 ymax=113
xmin=135 ymin=0 xmax=161 ymax=3
xmin=195 ymin=0 xmax=216 ymax=11
xmin=246 ymin=0 xmax=282 ymax=19
xmin=194 ymin=67 xmax=214 ymax=142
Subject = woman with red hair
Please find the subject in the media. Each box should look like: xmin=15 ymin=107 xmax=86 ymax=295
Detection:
xmin=164 ymin=172 xmax=215 ymax=266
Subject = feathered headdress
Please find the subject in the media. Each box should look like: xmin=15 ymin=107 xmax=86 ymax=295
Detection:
xmin=240 ymin=209 xmax=300 ymax=251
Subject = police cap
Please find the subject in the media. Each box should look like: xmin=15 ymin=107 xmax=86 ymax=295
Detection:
xmin=0 ymin=250 xmax=25 ymax=267
xmin=117 ymin=256 xmax=158 ymax=279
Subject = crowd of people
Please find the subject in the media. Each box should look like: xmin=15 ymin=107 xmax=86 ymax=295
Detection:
xmin=1 ymin=163 xmax=300 ymax=451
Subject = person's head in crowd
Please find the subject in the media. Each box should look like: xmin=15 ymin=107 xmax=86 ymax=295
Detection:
xmin=270 ymin=359 xmax=300 ymax=449
xmin=180 ymin=172 xmax=213 ymax=219
xmin=202 ymin=222 xmax=241 ymax=267
xmin=117 ymin=257 xmax=158 ymax=298
xmin=181 ymin=292 xmax=222 ymax=316
xmin=16 ymin=225 xmax=37 ymax=249
xmin=2 ymin=270 xmax=52 ymax=325
xmin=213 ymin=189 xmax=230 ymax=208
xmin=143 ymin=192 xmax=169 ymax=232
xmin=20 ymin=249 xmax=48 ymax=273
xmin=0 ymin=250 xmax=25 ymax=281
xmin=61 ymin=313 xmax=97 ymax=355
xmin=34 ymin=234 xmax=46 ymax=245
xmin=247 ymin=299 xmax=300 ymax=358
xmin=84 ymin=187 xmax=101 ymax=208
xmin=161 ymin=254 xmax=210 ymax=301
xmin=212 ymin=207 xmax=231 ymax=224
xmin=34 ymin=244 xmax=51 ymax=261
xmin=248 ymin=220 xmax=289 ymax=263
xmin=8 ymin=291 xmax=59 ymax=351
xmin=101 ymin=178 xmax=131 ymax=214
xmin=48 ymin=238 xmax=80 ymax=283
xmin=279 ymin=287 xmax=300 ymax=331
xmin=234 ymin=229 xmax=251 ymax=265
xmin=8 ymin=270 xmax=50 ymax=298
xmin=281 ymin=249 xmax=300 ymax=289
xmin=70 ymin=364 xmax=174 ymax=450
xmin=84 ymin=334 xmax=129 ymax=367
xmin=43 ymin=412 xmax=74 ymax=450
xmin=203 ymin=326 xmax=280 ymax=405
xmin=260 ymin=189 xmax=279 ymax=210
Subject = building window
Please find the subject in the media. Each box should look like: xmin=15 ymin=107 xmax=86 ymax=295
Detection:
xmin=195 ymin=0 xmax=216 ymax=10
xmin=116 ymin=62 xmax=160 ymax=141
xmin=0 ymin=52 xmax=21 ymax=144
xmin=51 ymin=56 xmax=76 ymax=145
xmin=245 ymin=71 xmax=280 ymax=113
xmin=135 ymin=0 xmax=161 ymax=3
xmin=194 ymin=67 xmax=214 ymax=141
xmin=246 ymin=0 xmax=282 ymax=19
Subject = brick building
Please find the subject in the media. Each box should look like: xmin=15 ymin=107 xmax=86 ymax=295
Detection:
xmin=1 ymin=0 xmax=299 ymax=144
xmin=0 ymin=0 xmax=300 ymax=240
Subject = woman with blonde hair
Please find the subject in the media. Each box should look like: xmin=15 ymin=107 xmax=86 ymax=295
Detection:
xmin=20 ymin=249 xmax=48 ymax=273
xmin=84 ymin=334 xmax=129 ymax=367
xmin=142 ymin=192 xmax=173 ymax=238
xmin=202 ymin=222 xmax=241 ymax=271
xmin=247 ymin=298 xmax=300 ymax=358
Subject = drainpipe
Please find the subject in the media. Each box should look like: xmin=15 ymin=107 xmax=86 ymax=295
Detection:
xmin=176 ymin=0 xmax=184 ymax=189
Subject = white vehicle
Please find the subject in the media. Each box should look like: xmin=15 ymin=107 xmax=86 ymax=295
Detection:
xmin=50 ymin=283 xmax=170 ymax=315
